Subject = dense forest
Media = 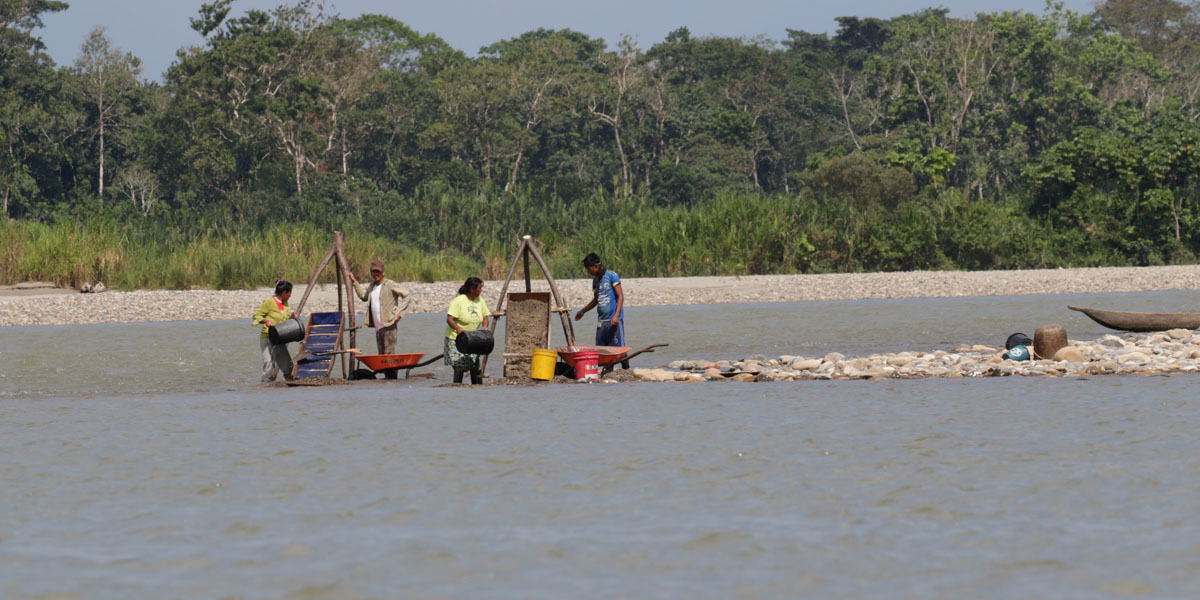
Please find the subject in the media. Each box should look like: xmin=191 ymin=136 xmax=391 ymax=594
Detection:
xmin=3 ymin=0 xmax=1200 ymax=288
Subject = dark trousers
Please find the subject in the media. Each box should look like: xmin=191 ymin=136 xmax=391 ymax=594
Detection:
xmin=595 ymin=320 xmax=625 ymax=347
xmin=596 ymin=320 xmax=629 ymax=369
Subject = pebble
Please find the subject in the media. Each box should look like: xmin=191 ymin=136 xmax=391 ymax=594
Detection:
xmin=630 ymin=330 xmax=1200 ymax=382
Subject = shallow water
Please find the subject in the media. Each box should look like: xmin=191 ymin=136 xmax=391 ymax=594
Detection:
xmin=2 ymin=291 xmax=1199 ymax=598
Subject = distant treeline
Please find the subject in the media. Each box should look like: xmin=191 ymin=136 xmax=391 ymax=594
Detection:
xmin=3 ymin=0 xmax=1200 ymax=288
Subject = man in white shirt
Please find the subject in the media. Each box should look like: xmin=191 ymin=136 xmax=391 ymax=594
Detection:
xmin=349 ymin=259 xmax=413 ymax=378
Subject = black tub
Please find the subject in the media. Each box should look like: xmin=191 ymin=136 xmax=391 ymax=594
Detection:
xmin=455 ymin=330 xmax=494 ymax=355
xmin=268 ymin=316 xmax=305 ymax=344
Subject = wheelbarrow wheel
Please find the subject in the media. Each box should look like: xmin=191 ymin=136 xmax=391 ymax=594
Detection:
xmin=555 ymin=361 xmax=574 ymax=379
xmin=349 ymin=368 xmax=376 ymax=381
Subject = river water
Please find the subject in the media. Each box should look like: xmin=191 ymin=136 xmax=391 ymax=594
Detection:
xmin=2 ymin=291 xmax=1199 ymax=598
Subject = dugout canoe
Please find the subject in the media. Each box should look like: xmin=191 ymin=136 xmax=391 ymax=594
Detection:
xmin=1067 ymin=305 xmax=1200 ymax=332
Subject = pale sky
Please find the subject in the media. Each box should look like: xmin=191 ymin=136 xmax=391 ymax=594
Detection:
xmin=41 ymin=0 xmax=1099 ymax=81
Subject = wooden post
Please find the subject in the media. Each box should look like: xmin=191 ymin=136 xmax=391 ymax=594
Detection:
xmin=335 ymin=251 xmax=347 ymax=379
xmin=332 ymin=232 xmax=357 ymax=374
xmin=292 ymin=245 xmax=336 ymax=316
xmin=493 ymin=237 xmax=527 ymax=315
xmin=523 ymin=246 xmax=532 ymax=293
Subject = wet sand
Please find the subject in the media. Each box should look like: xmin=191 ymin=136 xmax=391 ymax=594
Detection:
xmin=2 ymin=265 xmax=1200 ymax=327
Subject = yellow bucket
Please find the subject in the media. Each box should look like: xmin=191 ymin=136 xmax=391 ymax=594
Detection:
xmin=531 ymin=348 xmax=557 ymax=381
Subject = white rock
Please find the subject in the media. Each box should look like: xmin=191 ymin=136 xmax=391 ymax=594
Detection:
xmin=837 ymin=358 xmax=869 ymax=372
xmin=1099 ymin=335 xmax=1126 ymax=348
xmin=1118 ymin=353 xmax=1149 ymax=365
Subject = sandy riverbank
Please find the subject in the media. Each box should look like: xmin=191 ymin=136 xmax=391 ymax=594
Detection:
xmin=2 ymin=265 xmax=1200 ymax=327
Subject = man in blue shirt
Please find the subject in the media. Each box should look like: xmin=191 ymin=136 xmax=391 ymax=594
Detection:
xmin=574 ymin=253 xmax=626 ymax=352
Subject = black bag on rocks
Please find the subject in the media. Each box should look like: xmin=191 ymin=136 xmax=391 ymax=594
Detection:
xmin=1005 ymin=332 xmax=1032 ymax=350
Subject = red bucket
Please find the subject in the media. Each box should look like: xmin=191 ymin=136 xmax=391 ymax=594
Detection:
xmin=573 ymin=350 xmax=599 ymax=381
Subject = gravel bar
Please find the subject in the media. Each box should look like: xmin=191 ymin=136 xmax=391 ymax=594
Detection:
xmin=2 ymin=265 xmax=1199 ymax=327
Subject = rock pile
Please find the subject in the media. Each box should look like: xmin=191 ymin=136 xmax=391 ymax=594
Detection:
xmin=633 ymin=329 xmax=1200 ymax=382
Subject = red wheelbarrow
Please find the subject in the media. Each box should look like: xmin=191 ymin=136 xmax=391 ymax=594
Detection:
xmin=554 ymin=344 xmax=668 ymax=374
xmin=356 ymin=353 xmax=444 ymax=379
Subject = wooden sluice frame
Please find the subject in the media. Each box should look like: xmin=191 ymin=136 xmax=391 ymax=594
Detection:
xmin=291 ymin=231 xmax=358 ymax=378
xmin=481 ymin=235 xmax=576 ymax=377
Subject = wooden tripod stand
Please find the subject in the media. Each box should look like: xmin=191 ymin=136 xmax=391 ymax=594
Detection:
xmin=290 ymin=231 xmax=359 ymax=378
xmin=481 ymin=235 xmax=576 ymax=377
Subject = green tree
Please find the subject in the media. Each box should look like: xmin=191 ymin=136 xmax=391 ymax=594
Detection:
xmin=0 ymin=0 xmax=69 ymax=217
xmin=336 ymin=15 xmax=460 ymax=192
xmin=481 ymin=30 xmax=597 ymax=191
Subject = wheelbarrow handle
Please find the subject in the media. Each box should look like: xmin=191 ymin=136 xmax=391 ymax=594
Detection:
xmin=295 ymin=348 xmax=362 ymax=361
xmin=413 ymin=354 xmax=445 ymax=368
xmin=600 ymin=343 xmax=669 ymax=375
xmin=622 ymin=343 xmax=668 ymax=362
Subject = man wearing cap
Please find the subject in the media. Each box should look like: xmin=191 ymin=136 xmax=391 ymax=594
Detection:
xmin=349 ymin=259 xmax=413 ymax=378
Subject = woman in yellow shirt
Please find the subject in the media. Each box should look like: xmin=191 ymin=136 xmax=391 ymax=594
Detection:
xmin=444 ymin=277 xmax=490 ymax=384
xmin=251 ymin=280 xmax=295 ymax=382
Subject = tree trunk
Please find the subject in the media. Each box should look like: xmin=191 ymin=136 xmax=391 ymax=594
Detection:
xmin=613 ymin=123 xmax=631 ymax=198
xmin=506 ymin=148 xmax=524 ymax=192
xmin=341 ymin=126 xmax=349 ymax=176
xmin=98 ymin=120 xmax=105 ymax=203
xmin=833 ymin=71 xmax=862 ymax=151
xmin=294 ymin=156 xmax=304 ymax=203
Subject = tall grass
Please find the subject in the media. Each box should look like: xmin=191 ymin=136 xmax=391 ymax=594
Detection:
xmin=6 ymin=219 xmax=126 ymax=287
xmin=0 ymin=220 xmax=477 ymax=290
xmin=1 ymin=187 xmax=1166 ymax=290
xmin=0 ymin=219 xmax=26 ymax=283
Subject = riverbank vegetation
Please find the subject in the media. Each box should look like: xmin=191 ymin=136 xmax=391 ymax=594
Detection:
xmin=4 ymin=0 xmax=1200 ymax=288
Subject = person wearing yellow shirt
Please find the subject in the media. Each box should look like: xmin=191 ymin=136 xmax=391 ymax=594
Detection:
xmin=251 ymin=280 xmax=295 ymax=382
xmin=444 ymin=276 xmax=490 ymax=384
